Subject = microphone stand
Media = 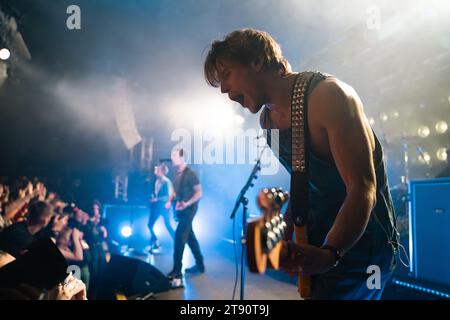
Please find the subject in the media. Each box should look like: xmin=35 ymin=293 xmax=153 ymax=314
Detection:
xmin=230 ymin=146 xmax=266 ymax=300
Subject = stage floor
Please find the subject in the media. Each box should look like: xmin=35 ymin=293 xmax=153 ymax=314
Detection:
xmin=122 ymin=241 xmax=301 ymax=300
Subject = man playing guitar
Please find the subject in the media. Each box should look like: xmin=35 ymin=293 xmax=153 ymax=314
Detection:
xmin=204 ymin=28 xmax=398 ymax=299
xmin=166 ymin=149 xmax=205 ymax=283
xmin=147 ymin=163 xmax=175 ymax=252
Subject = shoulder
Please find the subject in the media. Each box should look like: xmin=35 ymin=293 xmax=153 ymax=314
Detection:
xmin=187 ymin=167 xmax=198 ymax=177
xmin=185 ymin=166 xmax=194 ymax=173
xmin=162 ymin=176 xmax=171 ymax=184
xmin=8 ymin=222 xmax=26 ymax=232
xmin=310 ymin=77 xmax=361 ymax=109
xmin=309 ymin=77 xmax=364 ymax=126
xmin=0 ymin=223 xmax=23 ymax=242
xmin=186 ymin=167 xmax=200 ymax=182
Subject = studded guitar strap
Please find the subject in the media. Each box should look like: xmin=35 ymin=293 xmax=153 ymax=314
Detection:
xmin=290 ymin=71 xmax=316 ymax=227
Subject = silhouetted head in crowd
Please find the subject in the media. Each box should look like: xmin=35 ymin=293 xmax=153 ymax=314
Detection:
xmin=27 ymin=201 xmax=54 ymax=229
xmin=154 ymin=163 xmax=169 ymax=178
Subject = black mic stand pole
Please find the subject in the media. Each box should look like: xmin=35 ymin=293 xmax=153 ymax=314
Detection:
xmin=230 ymin=146 xmax=267 ymax=300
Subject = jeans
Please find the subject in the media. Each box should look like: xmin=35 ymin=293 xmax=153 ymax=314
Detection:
xmin=148 ymin=202 xmax=175 ymax=243
xmin=172 ymin=208 xmax=204 ymax=273
xmin=311 ymin=243 xmax=396 ymax=300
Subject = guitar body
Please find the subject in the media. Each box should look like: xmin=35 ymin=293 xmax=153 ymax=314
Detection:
xmin=247 ymin=218 xmax=282 ymax=273
xmin=246 ymin=188 xmax=312 ymax=299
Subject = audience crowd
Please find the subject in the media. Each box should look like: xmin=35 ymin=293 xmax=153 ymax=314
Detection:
xmin=0 ymin=176 xmax=109 ymax=300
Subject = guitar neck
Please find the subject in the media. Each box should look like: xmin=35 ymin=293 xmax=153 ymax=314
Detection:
xmin=294 ymin=225 xmax=311 ymax=299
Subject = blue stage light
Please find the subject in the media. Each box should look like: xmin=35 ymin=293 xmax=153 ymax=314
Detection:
xmin=120 ymin=225 xmax=133 ymax=238
xmin=393 ymin=280 xmax=450 ymax=299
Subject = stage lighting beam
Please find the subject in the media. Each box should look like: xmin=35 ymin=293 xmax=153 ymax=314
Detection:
xmin=0 ymin=48 xmax=10 ymax=60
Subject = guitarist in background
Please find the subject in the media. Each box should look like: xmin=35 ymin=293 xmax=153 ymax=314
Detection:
xmin=204 ymin=28 xmax=398 ymax=299
xmin=166 ymin=149 xmax=205 ymax=282
xmin=147 ymin=163 xmax=175 ymax=252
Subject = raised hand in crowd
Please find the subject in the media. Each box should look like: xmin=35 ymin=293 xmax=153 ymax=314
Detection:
xmin=47 ymin=273 xmax=87 ymax=300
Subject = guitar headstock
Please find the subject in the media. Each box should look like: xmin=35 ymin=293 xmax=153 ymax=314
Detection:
xmin=247 ymin=187 xmax=289 ymax=274
xmin=257 ymin=188 xmax=289 ymax=253
xmin=257 ymin=187 xmax=289 ymax=212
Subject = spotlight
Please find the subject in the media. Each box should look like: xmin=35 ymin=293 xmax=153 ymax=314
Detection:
xmin=417 ymin=126 xmax=430 ymax=138
xmin=435 ymin=121 xmax=448 ymax=134
xmin=437 ymin=148 xmax=448 ymax=162
xmin=120 ymin=226 xmax=133 ymax=238
xmin=369 ymin=117 xmax=375 ymax=126
xmin=0 ymin=48 xmax=10 ymax=61
xmin=380 ymin=113 xmax=388 ymax=122
xmin=392 ymin=111 xmax=400 ymax=118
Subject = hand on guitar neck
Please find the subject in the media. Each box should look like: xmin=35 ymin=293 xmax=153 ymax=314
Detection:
xmin=279 ymin=205 xmax=337 ymax=276
xmin=279 ymin=240 xmax=337 ymax=276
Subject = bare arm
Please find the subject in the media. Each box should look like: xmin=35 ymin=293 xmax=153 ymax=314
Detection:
xmin=59 ymin=247 xmax=83 ymax=262
xmin=185 ymin=184 xmax=202 ymax=207
xmin=167 ymin=179 xmax=176 ymax=202
xmin=164 ymin=179 xmax=176 ymax=210
xmin=311 ymin=79 xmax=377 ymax=255
xmin=3 ymin=195 xmax=33 ymax=221
xmin=72 ymin=234 xmax=84 ymax=261
xmin=4 ymin=199 xmax=26 ymax=221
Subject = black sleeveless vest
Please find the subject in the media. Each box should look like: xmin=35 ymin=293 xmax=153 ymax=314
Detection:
xmin=263 ymin=72 xmax=399 ymax=261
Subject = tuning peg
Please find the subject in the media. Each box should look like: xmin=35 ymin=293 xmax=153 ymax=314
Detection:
xmin=278 ymin=221 xmax=287 ymax=237
xmin=266 ymin=240 xmax=274 ymax=251
xmin=266 ymin=231 xmax=277 ymax=250
xmin=272 ymin=226 xmax=282 ymax=240
xmin=279 ymin=220 xmax=286 ymax=229
xmin=270 ymin=217 xmax=277 ymax=227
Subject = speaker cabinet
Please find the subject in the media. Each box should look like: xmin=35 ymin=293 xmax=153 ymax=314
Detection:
xmin=409 ymin=178 xmax=450 ymax=287
xmin=97 ymin=254 xmax=171 ymax=299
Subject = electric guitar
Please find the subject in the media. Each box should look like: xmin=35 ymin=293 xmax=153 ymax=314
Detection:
xmin=247 ymin=187 xmax=311 ymax=299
